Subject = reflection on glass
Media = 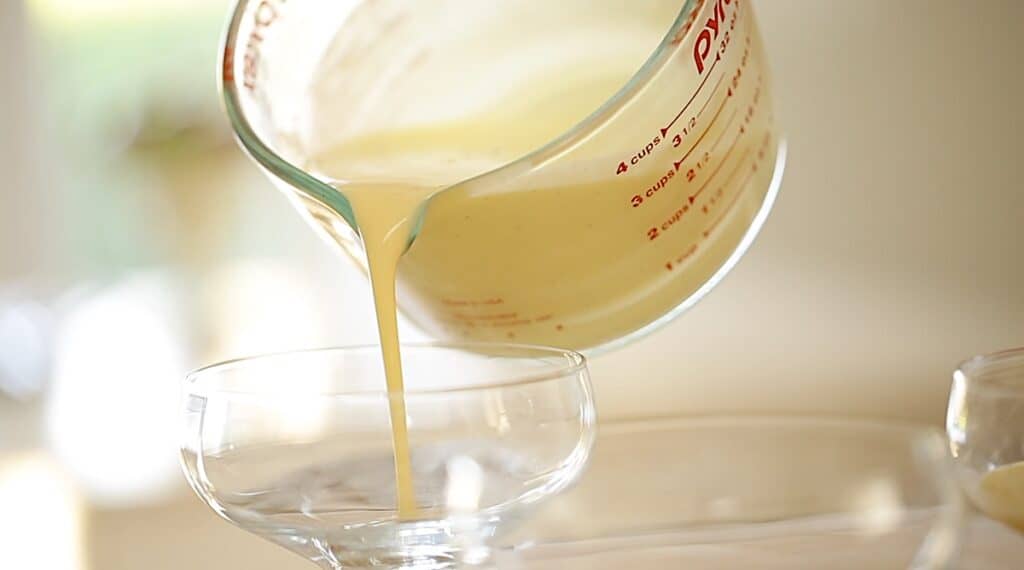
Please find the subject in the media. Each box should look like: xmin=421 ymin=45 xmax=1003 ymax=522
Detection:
xmin=947 ymin=347 xmax=1024 ymax=533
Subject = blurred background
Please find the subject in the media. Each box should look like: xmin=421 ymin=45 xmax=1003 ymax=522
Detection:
xmin=0 ymin=0 xmax=1020 ymax=568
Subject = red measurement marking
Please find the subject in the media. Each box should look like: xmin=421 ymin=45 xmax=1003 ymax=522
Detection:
xmin=696 ymin=73 xmax=726 ymax=118
xmin=666 ymin=244 xmax=699 ymax=271
xmin=757 ymin=130 xmax=773 ymax=162
xmin=242 ymin=0 xmax=286 ymax=91
xmin=708 ymin=108 xmax=738 ymax=152
xmin=674 ymin=94 xmax=732 ymax=172
xmin=661 ymin=53 xmax=722 ymax=137
xmin=679 ymin=243 xmax=699 ymax=262
xmin=701 ymin=148 xmax=751 ymax=214
xmin=736 ymin=165 xmax=756 ymax=193
xmin=716 ymin=148 xmax=753 ymax=197
xmin=702 ymin=168 xmax=750 ymax=239
xmin=222 ymin=46 xmax=235 ymax=83
xmin=688 ymin=116 xmax=743 ymax=204
xmin=442 ymin=297 xmax=504 ymax=306
xmin=616 ymin=136 xmax=663 ymax=175
xmin=669 ymin=0 xmax=703 ymax=46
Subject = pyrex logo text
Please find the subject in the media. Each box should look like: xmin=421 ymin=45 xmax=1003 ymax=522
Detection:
xmin=693 ymin=0 xmax=735 ymax=75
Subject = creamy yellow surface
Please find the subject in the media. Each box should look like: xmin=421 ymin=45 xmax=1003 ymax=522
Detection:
xmin=294 ymin=0 xmax=777 ymax=516
xmin=978 ymin=461 xmax=1024 ymax=532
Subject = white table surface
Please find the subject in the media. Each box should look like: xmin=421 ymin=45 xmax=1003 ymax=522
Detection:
xmin=504 ymin=515 xmax=1022 ymax=569
xmin=501 ymin=418 xmax=1024 ymax=569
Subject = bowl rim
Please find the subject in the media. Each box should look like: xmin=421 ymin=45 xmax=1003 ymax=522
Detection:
xmin=184 ymin=342 xmax=587 ymax=396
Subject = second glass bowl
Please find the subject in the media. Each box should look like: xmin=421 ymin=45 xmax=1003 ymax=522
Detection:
xmin=948 ymin=346 xmax=1024 ymax=534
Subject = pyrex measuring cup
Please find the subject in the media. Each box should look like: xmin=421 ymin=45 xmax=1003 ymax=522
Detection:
xmin=220 ymin=0 xmax=785 ymax=352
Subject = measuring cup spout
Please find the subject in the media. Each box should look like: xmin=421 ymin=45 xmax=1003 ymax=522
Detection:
xmin=219 ymin=0 xmax=360 ymax=233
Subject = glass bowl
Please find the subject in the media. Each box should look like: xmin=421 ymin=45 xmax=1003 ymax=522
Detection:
xmin=947 ymin=346 xmax=1024 ymax=533
xmin=180 ymin=343 xmax=595 ymax=569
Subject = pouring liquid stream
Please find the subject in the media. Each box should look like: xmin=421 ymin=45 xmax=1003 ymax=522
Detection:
xmin=310 ymin=63 xmax=642 ymax=517
xmin=346 ymin=184 xmax=436 ymax=518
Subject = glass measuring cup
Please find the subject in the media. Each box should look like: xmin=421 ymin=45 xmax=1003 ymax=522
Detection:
xmin=220 ymin=0 xmax=786 ymax=352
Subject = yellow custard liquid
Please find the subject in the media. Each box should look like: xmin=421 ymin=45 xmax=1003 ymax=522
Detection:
xmin=977 ymin=461 xmax=1024 ymax=533
xmin=344 ymin=184 xmax=435 ymax=518
xmin=295 ymin=0 xmax=776 ymax=517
